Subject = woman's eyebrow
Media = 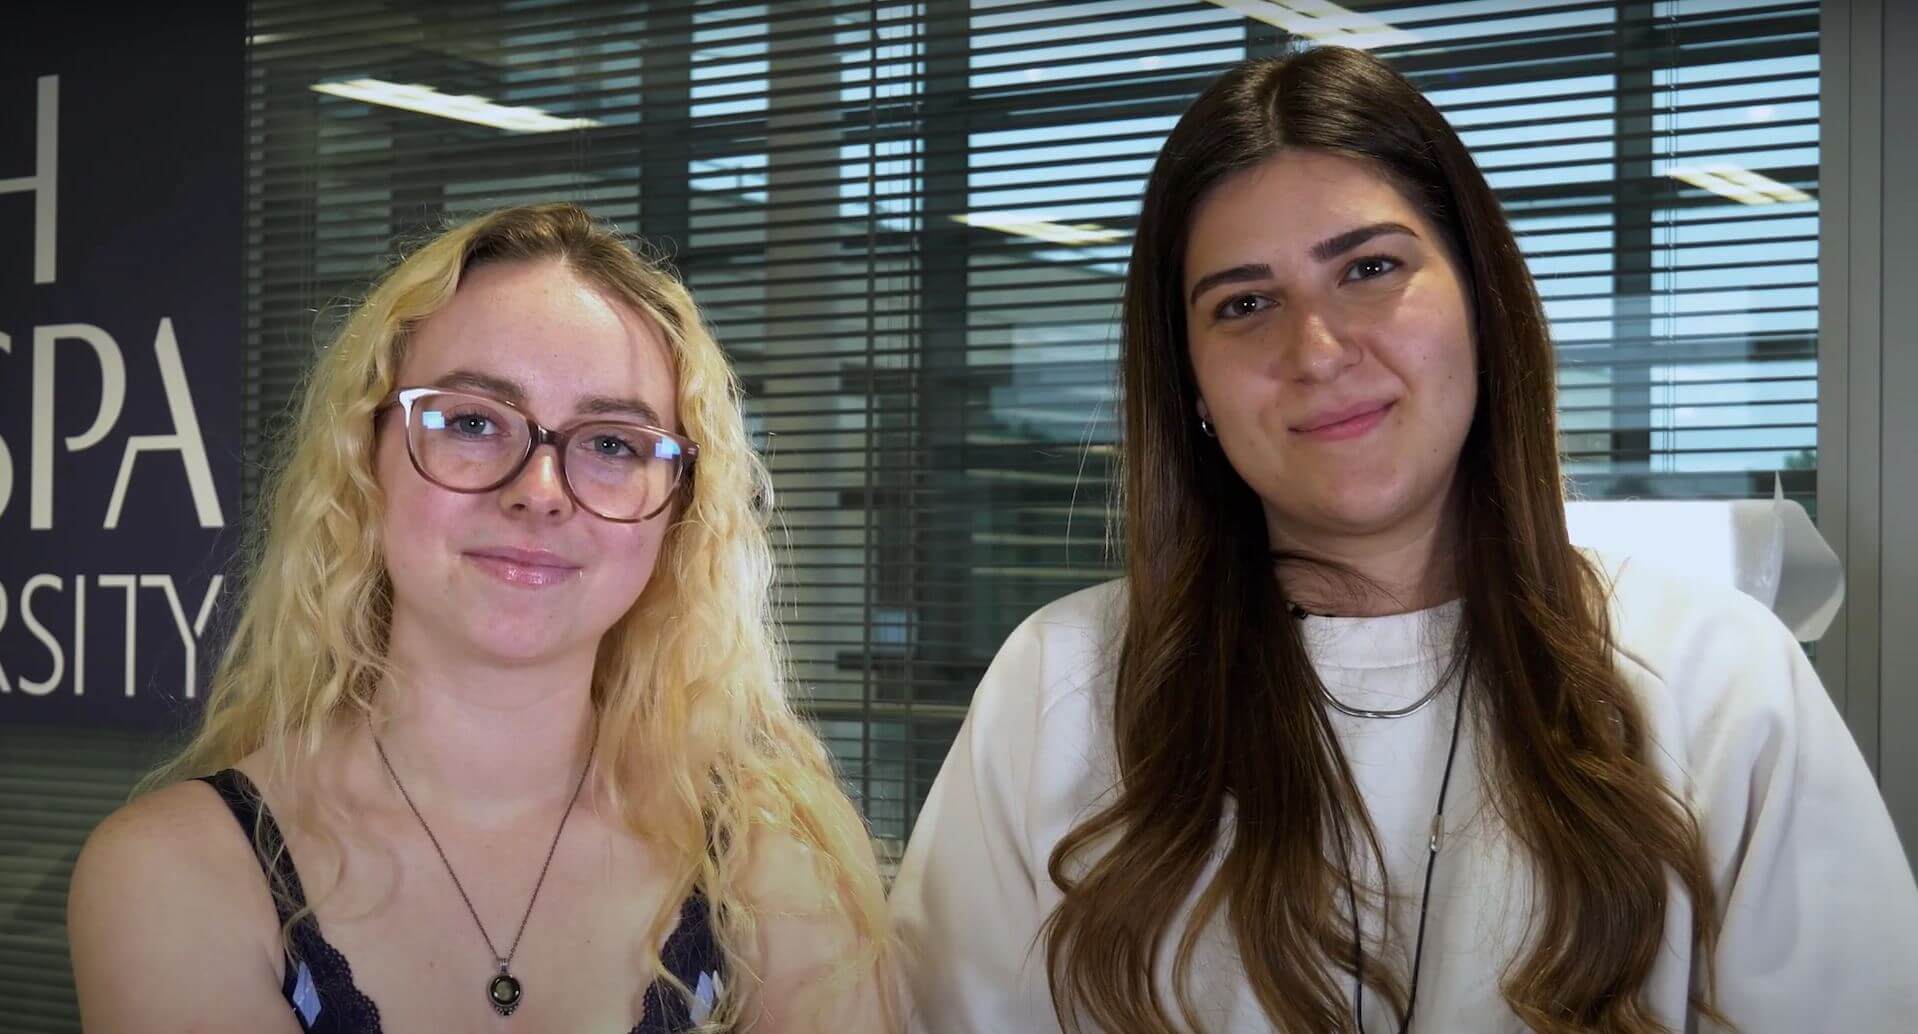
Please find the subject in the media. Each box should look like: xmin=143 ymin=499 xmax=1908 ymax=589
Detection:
xmin=436 ymin=368 xmax=664 ymax=426
xmin=1309 ymin=221 xmax=1418 ymax=262
xmin=437 ymin=367 xmax=525 ymax=402
xmin=1187 ymin=263 xmax=1272 ymax=308
xmin=577 ymin=394 xmax=664 ymax=426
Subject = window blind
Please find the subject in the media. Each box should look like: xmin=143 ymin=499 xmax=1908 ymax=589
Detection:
xmin=240 ymin=0 xmax=1819 ymax=857
xmin=0 ymin=725 xmax=171 ymax=1033
xmin=0 ymin=2 xmax=1824 ymax=1026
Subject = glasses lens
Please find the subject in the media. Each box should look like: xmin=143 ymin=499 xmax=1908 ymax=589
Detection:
xmin=409 ymin=393 xmax=530 ymax=490
xmin=565 ymin=422 xmax=685 ymax=520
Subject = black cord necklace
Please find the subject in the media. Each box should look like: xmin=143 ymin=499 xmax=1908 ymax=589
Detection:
xmin=1282 ymin=568 xmax=1471 ymax=1030
xmin=1343 ymin=658 xmax=1470 ymax=1033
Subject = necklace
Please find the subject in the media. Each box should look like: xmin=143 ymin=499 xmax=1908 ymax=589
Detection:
xmin=1322 ymin=681 xmax=1447 ymax=721
xmin=1285 ymin=599 xmax=1449 ymax=720
xmin=1347 ymin=657 xmax=1470 ymax=1033
xmin=371 ymin=720 xmax=597 ymax=1018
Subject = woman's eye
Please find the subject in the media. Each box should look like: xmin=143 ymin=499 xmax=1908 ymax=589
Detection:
xmin=452 ymin=414 xmax=496 ymax=435
xmin=1344 ymin=255 xmax=1401 ymax=282
xmin=591 ymin=435 xmax=637 ymax=457
xmin=1215 ymin=294 xmax=1273 ymax=321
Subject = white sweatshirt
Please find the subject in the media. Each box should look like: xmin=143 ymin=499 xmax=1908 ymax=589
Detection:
xmin=890 ymin=554 xmax=1918 ymax=1033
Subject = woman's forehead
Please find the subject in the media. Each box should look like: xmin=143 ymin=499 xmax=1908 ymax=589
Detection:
xmin=1188 ymin=152 xmax=1427 ymax=258
xmin=402 ymin=260 xmax=678 ymax=423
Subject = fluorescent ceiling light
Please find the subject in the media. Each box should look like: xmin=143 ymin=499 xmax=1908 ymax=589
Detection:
xmin=1667 ymin=163 xmax=1810 ymax=205
xmin=1201 ymin=0 xmax=1418 ymax=50
xmin=310 ymin=79 xmax=602 ymax=133
xmin=954 ymin=213 xmax=1127 ymax=247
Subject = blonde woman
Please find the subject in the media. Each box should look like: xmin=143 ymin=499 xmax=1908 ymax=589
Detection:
xmin=68 ymin=203 xmax=892 ymax=1033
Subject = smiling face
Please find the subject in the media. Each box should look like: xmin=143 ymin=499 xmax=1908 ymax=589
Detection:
xmin=1183 ymin=148 xmax=1478 ymax=555
xmin=375 ymin=258 xmax=680 ymax=670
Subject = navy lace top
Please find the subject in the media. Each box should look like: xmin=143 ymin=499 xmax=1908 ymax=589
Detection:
xmin=199 ymin=769 xmax=724 ymax=1033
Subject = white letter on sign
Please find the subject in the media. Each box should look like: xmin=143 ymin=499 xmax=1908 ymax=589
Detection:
xmin=0 ymin=75 xmax=58 ymax=285
xmin=18 ymin=575 xmax=65 ymax=695
xmin=105 ymin=319 xmax=225 ymax=529
xmin=32 ymin=324 xmax=127 ymax=530
xmin=0 ymin=331 xmax=13 ymax=523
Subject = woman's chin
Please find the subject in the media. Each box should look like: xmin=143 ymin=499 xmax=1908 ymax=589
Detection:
xmin=451 ymin=623 xmax=590 ymax=669
xmin=1273 ymin=484 xmax=1441 ymax=543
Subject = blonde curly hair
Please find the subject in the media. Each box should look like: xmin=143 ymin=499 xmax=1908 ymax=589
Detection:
xmin=146 ymin=202 xmax=891 ymax=1028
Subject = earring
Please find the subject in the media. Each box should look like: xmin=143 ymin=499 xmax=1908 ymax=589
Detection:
xmin=1199 ymin=416 xmax=1217 ymax=438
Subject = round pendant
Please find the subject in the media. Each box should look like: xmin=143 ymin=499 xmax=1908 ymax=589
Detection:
xmin=488 ymin=971 xmax=523 ymax=1016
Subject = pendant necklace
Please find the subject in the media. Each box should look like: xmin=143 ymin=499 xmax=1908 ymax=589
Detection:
xmin=371 ymin=719 xmax=596 ymax=1017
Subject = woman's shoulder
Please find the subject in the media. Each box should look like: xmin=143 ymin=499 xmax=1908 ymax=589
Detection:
xmin=68 ymin=770 xmax=293 ymax=1028
xmin=1007 ymin=578 xmax=1127 ymax=667
xmin=80 ymin=750 xmax=287 ymax=864
xmin=74 ymin=774 xmax=259 ymax=894
xmin=730 ymin=821 xmax=894 ymax=1033
xmin=1013 ymin=577 xmax=1127 ymax=645
xmin=70 ymin=769 xmax=281 ymax=927
xmin=1587 ymin=548 xmax=1800 ymax=676
xmin=972 ymin=578 xmax=1126 ymax=720
xmin=1585 ymin=548 xmax=1820 ymax=745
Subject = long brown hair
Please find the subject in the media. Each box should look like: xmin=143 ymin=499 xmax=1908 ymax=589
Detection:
xmin=1043 ymin=48 xmax=1720 ymax=1034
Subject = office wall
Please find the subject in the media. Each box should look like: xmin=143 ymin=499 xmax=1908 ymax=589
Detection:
xmin=1818 ymin=0 xmax=1918 ymax=870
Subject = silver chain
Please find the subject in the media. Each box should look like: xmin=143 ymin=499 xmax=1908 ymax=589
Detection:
xmin=1319 ymin=680 xmax=1447 ymax=720
xmin=370 ymin=719 xmax=596 ymax=972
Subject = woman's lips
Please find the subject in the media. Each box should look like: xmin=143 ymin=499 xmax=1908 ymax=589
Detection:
xmin=1295 ymin=402 xmax=1393 ymax=441
xmin=462 ymin=550 xmax=582 ymax=587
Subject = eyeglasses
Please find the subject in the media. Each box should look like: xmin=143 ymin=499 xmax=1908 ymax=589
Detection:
xmin=380 ymin=387 xmax=698 ymax=522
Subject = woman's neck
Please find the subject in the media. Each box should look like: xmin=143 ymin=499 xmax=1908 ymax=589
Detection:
xmin=361 ymin=623 xmax=600 ymax=826
xmin=1269 ymin=499 xmax=1461 ymax=618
